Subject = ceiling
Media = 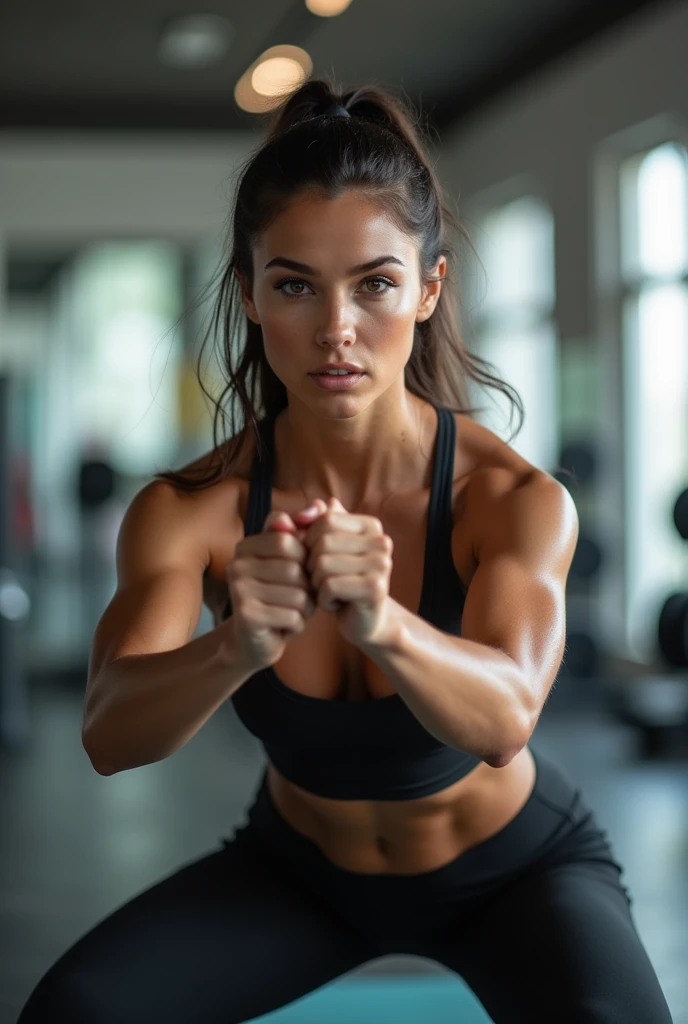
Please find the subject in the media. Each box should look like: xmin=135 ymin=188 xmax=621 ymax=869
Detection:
xmin=2 ymin=0 xmax=675 ymax=294
xmin=0 ymin=0 xmax=673 ymax=136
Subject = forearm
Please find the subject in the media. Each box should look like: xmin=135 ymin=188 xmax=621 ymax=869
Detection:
xmin=82 ymin=620 xmax=257 ymax=774
xmin=362 ymin=599 xmax=531 ymax=767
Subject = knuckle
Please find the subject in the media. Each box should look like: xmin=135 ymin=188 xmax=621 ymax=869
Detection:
xmin=275 ymin=533 xmax=292 ymax=555
xmin=226 ymin=557 xmax=243 ymax=580
xmin=235 ymin=595 xmax=255 ymax=621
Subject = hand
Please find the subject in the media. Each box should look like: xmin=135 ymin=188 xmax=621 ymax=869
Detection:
xmin=225 ymin=504 xmax=322 ymax=671
xmin=297 ymin=496 xmax=397 ymax=649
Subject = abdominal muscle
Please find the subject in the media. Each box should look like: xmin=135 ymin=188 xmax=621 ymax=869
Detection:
xmin=266 ymin=745 xmax=537 ymax=875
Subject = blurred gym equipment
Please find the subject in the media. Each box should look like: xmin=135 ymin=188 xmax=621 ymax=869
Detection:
xmin=607 ymin=482 xmax=688 ymax=758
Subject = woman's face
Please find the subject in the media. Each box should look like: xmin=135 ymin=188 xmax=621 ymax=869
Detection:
xmin=241 ymin=190 xmax=445 ymax=403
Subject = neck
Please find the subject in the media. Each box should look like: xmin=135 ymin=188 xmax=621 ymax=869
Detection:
xmin=274 ymin=391 xmax=433 ymax=512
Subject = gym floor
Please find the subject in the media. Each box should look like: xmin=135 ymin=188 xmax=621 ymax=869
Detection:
xmin=1 ymin=679 xmax=686 ymax=1024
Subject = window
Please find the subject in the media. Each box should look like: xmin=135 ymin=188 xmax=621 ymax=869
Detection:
xmin=620 ymin=142 xmax=688 ymax=659
xmin=470 ymin=196 xmax=558 ymax=472
xmin=72 ymin=241 xmax=183 ymax=475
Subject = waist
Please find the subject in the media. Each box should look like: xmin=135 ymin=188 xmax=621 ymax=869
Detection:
xmin=266 ymin=745 xmax=537 ymax=875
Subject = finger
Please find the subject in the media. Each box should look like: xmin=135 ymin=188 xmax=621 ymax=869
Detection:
xmin=310 ymin=552 xmax=389 ymax=592
xmin=317 ymin=573 xmax=385 ymax=611
xmin=303 ymin=511 xmax=381 ymax=553
xmin=244 ymin=580 xmax=316 ymax=615
xmin=305 ymin=534 xmax=371 ymax=575
xmin=249 ymin=524 xmax=307 ymax=565
xmin=292 ymin=499 xmax=328 ymax=524
xmin=264 ymin=509 xmax=297 ymax=533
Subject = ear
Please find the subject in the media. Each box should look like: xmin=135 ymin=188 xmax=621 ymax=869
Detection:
xmin=235 ymin=269 xmax=261 ymax=325
xmin=416 ymin=255 xmax=447 ymax=323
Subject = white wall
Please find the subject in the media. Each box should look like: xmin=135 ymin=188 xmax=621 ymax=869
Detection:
xmin=0 ymin=133 xmax=255 ymax=243
xmin=439 ymin=1 xmax=688 ymax=660
xmin=439 ymin=0 xmax=688 ymax=345
xmin=0 ymin=132 xmax=256 ymax=376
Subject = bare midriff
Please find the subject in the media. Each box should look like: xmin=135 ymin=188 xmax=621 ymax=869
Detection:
xmin=266 ymin=745 xmax=537 ymax=875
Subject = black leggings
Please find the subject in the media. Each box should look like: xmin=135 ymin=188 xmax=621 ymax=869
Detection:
xmin=17 ymin=749 xmax=673 ymax=1023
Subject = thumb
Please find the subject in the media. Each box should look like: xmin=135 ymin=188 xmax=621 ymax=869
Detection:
xmin=264 ymin=509 xmax=297 ymax=533
xmin=293 ymin=498 xmax=328 ymax=524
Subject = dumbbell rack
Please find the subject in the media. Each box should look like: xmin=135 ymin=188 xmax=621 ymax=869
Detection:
xmin=605 ymin=485 xmax=688 ymax=759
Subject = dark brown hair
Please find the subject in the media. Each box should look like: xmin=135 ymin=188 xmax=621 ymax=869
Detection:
xmin=156 ymin=76 xmax=525 ymax=490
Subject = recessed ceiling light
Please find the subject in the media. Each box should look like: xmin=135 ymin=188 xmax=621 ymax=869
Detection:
xmin=252 ymin=57 xmax=305 ymax=97
xmin=158 ymin=14 xmax=233 ymax=70
xmin=235 ymin=45 xmax=312 ymax=113
xmin=305 ymin=0 xmax=354 ymax=15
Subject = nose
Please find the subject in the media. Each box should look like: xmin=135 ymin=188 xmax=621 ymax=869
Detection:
xmin=314 ymin=291 xmax=356 ymax=348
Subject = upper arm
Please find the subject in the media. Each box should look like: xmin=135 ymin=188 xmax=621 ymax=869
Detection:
xmin=454 ymin=471 xmax=579 ymax=731
xmin=85 ymin=480 xmax=210 ymax=703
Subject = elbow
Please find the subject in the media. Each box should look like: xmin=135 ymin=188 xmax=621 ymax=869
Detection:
xmin=485 ymin=709 xmax=533 ymax=770
xmin=484 ymin=748 xmax=520 ymax=770
xmin=82 ymin=731 xmax=118 ymax=776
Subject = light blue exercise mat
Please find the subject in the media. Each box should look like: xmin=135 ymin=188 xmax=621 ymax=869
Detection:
xmin=251 ymin=976 xmax=494 ymax=1023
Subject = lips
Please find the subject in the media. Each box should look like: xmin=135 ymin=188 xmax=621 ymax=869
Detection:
xmin=308 ymin=371 xmax=366 ymax=390
xmin=310 ymin=366 xmax=364 ymax=374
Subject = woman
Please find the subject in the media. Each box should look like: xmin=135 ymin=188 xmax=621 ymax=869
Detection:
xmin=18 ymin=79 xmax=673 ymax=1023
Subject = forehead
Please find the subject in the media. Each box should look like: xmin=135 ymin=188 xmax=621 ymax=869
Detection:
xmin=254 ymin=191 xmax=416 ymax=265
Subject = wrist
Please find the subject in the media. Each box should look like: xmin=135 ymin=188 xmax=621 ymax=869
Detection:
xmin=216 ymin=617 xmax=262 ymax=678
xmin=358 ymin=597 xmax=408 ymax=659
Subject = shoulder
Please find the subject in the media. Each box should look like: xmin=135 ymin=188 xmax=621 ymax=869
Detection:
xmin=452 ymin=412 xmax=578 ymax=562
xmin=128 ymin=426 xmax=254 ymax=573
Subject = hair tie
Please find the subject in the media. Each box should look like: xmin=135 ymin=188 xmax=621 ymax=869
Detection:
xmin=322 ymin=103 xmax=351 ymax=118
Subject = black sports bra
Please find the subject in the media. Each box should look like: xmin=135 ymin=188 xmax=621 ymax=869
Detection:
xmin=225 ymin=405 xmax=482 ymax=800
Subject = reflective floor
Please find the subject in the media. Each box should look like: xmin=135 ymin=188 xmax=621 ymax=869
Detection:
xmin=1 ymin=681 xmax=686 ymax=1023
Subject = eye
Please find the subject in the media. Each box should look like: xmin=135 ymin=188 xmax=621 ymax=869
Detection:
xmin=274 ymin=276 xmax=397 ymax=299
xmin=362 ymin=276 xmax=396 ymax=295
xmin=275 ymin=278 xmax=311 ymax=298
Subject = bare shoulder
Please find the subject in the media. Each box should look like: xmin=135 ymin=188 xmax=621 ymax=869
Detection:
xmin=454 ymin=411 xmax=564 ymax=494
xmin=453 ymin=413 xmax=576 ymax=555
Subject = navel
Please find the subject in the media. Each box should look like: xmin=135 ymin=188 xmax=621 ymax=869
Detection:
xmin=375 ymin=835 xmax=391 ymax=855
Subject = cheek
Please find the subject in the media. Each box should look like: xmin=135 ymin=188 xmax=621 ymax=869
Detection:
xmin=363 ymin=294 xmax=419 ymax=343
xmin=257 ymin=302 xmax=305 ymax=349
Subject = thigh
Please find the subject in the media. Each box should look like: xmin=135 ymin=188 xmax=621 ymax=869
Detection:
xmin=17 ymin=834 xmax=377 ymax=1024
xmin=431 ymin=860 xmax=673 ymax=1024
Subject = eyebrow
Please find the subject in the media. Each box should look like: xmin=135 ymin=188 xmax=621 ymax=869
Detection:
xmin=263 ymin=255 xmax=406 ymax=276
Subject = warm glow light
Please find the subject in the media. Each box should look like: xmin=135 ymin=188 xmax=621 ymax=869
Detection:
xmin=252 ymin=57 xmax=305 ymax=97
xmin=235 ymin=45 xmax=312 ymax=113
xmin=305 ymin=0 xmax=354 ymax=14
